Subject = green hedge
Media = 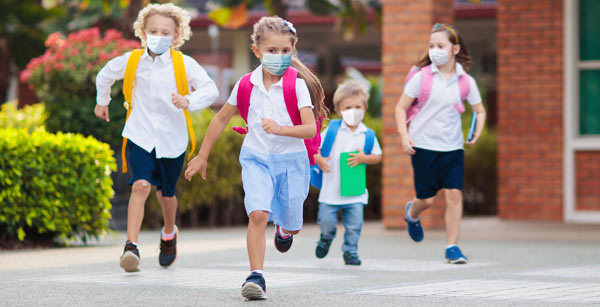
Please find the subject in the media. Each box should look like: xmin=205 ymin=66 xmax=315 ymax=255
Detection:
xmin=0 ymin=128 xmax=116 ymax=242
xmin=0 ymin=101 xmax=46 ymax=132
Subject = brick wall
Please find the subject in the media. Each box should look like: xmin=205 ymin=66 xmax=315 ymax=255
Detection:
xmin=576 ymin=152 xmax=600 ymax=211
xmin=381 ymin=0 xmax=454 ymax=228
xmin=497 ymin=0 xmax=563 ymax=220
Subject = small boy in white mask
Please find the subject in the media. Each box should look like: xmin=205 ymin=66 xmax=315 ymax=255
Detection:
xmin=313 ymin=80 xmax=382 ymax=265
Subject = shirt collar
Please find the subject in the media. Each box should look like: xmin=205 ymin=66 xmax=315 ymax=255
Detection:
xmin=429 ymin=62 xmax=466 ymax=76
xmin=141 ymin=47 xmax=172 ymax=63
xmin=250 ymin=65 xmax=284 ymax=93
xmin=340 ymin=120 xmax=368 ymax=133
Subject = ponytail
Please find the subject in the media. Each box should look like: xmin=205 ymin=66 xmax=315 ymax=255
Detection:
xmin=291 ymin=57 xmax=328 ymax=120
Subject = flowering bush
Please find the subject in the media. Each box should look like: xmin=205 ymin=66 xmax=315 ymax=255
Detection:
xmin=21 ymin=28 xmax=140 ymax=146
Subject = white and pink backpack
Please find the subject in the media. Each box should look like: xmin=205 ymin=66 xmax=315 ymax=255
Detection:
xmin=404 ymin=64 xmax=471 ymax=126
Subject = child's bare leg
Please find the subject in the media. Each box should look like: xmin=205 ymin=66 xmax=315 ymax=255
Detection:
xmin=157 ymin=190 xmax=177 ymax=234
xmin=247 ymin=211 xmax=269 ymax=271
xmin=408 ymin=197 xmax=435 ymax=219
xmin=280 ymin=228 xmax=300 ymax=235
xmin=127 ymin=180 xmax=152 ymax=242
xmin=444 ymin=189 xmax=463 ymax=245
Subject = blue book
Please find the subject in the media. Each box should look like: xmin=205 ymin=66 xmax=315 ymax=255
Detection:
xmin=468 ymin=112 xmax=477 ymax=142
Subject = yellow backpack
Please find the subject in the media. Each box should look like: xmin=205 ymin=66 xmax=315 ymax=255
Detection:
xmin=121 ymin=48 xmax=196 ymax=173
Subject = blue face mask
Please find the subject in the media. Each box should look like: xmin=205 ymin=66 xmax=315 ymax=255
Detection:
xmin=261 ymin=53 xmax=292 ymax=76
xmin=146 ymin=34 xmax=172 ymax=55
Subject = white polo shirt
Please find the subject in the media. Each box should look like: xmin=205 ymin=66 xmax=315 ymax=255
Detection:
xmin=404 ymin=62 xmax=482 ymax=152
xmin=227 ymin=65 xmax=313 ymax=155
xmin=96 ymin=49 xmax=219 ymax=158
xmin=317 ymin=121 xmax=382 ymax=205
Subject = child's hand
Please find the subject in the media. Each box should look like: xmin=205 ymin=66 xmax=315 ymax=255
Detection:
xmin=262 ymin=118 xmax=282 ymax=135
xmin=184 ymin=155 xmax=207 ymax=181
xmin=347 ymin=150 xmax=367 ymax=168
xmin=316 ymin=155 xmax=332 ymax=173
xmin=94 ymin=105 xmax=110 ymax=122
xmin=172 ymin=93 xmax=190 ymax=109
xmin=466 ymin=133 xmax=479 ymax=147
xmin=402 ymin=137 xmax=416 ymax=155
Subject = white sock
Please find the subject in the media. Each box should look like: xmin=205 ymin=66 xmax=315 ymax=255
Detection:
xmin=447 ymin=244 xmax=457 ymax=249
xmin=277 ymin=225 xmax=291 ymax=238
xmin=161 ymin=225 xmax=177 ymax=239
xmin=405 ymin=205 xmax=420 ymax=222
xmin=252 ymin=270 xmax=263 ymax=275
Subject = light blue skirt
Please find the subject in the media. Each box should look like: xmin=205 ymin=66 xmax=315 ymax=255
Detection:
xmin=239 ymin=146 xmax=310 ymax=231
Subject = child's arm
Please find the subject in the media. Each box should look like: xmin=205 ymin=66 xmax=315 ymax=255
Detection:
xmin=395 ymin=93 xmax=417 ymax=155
xmin=94 ymin=52 xmax=130 ymax=122
xmin=314 ymin=150 xmax=332 ymax=173
xmin=184 ymin=103 xmax=238 ymax=180
xmin=347 ymin=151 xmax=382 ymax=167
xmin=261 ymin=107 xmax=316 ymax=139
xmin=176 ymin=56 xmax=219 ymax=110
xmin=466 ymin=103 xmax=486 ymax=146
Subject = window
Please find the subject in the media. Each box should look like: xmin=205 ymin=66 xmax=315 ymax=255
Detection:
xmin=578 ymin=0 xmax=600 ymax=135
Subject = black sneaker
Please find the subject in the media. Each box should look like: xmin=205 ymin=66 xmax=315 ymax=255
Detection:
xmin=343 ymin=251 xmax=362 ymax=266
xmin=159 ymin=228 xmax=177 ymax=267
xmin=120 ymin=241 xmax=140 ymax=272
xmin=315 ymin=236 xmax=332 ymax=258
xmin=274 ymin=225 xmax=293 ymax=253
xmin=241 ymin=272 xmax=267 ymax=300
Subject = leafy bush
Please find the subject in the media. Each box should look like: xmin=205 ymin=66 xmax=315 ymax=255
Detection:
xmin=20 ymin=28 xmax=140 ymax=146
xmin=0 ymin=128 xmax=116 ymax=242
xmin=0 ymin=100 xmax=46 ymax=132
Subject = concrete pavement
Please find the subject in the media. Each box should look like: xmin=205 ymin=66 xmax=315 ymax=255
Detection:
xmin=1 ymin=217 xmax=600 ymax=306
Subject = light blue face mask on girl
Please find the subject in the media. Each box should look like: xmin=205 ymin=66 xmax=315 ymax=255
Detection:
xmin=261 ymin=53 xmax=292 ymax=76
xmin=146 ymin=34 xmax=172 ymax=55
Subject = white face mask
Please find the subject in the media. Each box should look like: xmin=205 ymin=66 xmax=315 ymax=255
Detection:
xmin=429 ymin=48 xmax=449 ymax=66
xmin=146 ymin=34 xmax=172 ymax=55
xmin=341 ymin=109 xmax=365 ymax=127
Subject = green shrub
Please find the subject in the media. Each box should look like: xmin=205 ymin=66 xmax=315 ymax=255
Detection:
xmin=0 ymin=128 xmax=116 ymax=242
xmin=21 ymin=28 xmax=140 ymax=147
xmin=0 ymin=100 xmax=46 ymax=132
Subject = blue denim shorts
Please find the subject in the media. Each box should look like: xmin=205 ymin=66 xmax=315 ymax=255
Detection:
xmin=127 ymin=140 xmax=184 ymax=197
xmin=239 ymin=146 xmax=310 ymax=231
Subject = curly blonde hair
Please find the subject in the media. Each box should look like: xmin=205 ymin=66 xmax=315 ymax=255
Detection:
xmin=133 ymin=3 xmax=192 ymax=49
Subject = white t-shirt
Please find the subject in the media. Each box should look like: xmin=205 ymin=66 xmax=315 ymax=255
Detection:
xmin=317 ymin=121 xmax=382 ymax=205
xmin=403 ymin=62 xmax=482 ymax=152
xmin=227 ymin=65 xmax=314 ymax=155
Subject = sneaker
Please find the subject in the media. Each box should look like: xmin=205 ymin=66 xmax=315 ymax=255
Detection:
xmin=159 ymin=228 xmax=177 ymax=267
xmin=119 ymin=241 xmax=140 ymax=272
xmin=241 ymin=272 xmax=267 ymax=300
xmin=343 ymin=252 xmax=362 ymax=265
xmin=404 ymin=202 xmax=424 ymax=242
xmin=445 ymin=246 xmax=468 ymax=264
xmin=274 ymin=225 xmax=293 ymax=253
xmin=315 ymin=236 xmax=332 ymax=259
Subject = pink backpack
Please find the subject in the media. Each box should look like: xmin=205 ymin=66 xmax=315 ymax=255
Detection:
xmin=232 ymin=67 xmax=322 ymax=165
xmin=404 ymin=65 xmax=470 ymax=126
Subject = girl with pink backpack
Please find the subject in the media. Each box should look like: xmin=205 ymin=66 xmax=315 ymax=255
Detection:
xmin=184 ymin=16 xmax=327 ymax=300
xmin=395 ymin=24 xmax=487 ymax=264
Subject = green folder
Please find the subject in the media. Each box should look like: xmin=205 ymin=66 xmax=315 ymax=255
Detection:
xmin=340 ymin=151 xmax=367 ymax=196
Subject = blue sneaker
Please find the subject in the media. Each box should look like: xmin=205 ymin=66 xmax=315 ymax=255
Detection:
xmin=404 ymin=202 xmax=424 ymax=242
xmin=241 ymin=272 xmax=267 ymax=300
xmin=274 ymin=225 xmax=293 ymax=253
xmin=445 ymin=246 xmax=468 ymax=264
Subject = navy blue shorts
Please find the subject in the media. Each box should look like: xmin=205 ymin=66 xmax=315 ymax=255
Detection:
xmin=411 ymin=147 xmax=464 ymax=199
xmin=127 ymin=141 xmax=185 ymax=197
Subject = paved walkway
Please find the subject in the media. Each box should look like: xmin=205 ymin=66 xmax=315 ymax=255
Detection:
xmin=1 ymin=217 xmax=600 ymax=306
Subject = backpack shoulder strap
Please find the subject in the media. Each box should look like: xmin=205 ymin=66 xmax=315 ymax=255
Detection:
xmin=236 ymin=73 xmax=253 ymax=123
xmin=170 ymin=49 xmax=197 ymax=160
xmin=458 ymin=73 xmax=471 ymax=101
xmin=404 ymin=65 xmax=420 ymax=85
xmin=282 ymin=67 xmax=301 ymax=125
xmin=363 ymin=128 xmax=376 ymax=155
xmin=122 ymin=49 xmax=144 ymax=104
xmin=417 ymin=65 xmax=433 ymax=108
xmin=320 ymin=119 xmax=342 ymax=158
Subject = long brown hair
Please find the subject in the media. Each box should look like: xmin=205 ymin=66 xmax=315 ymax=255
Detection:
xmin=416 ymin=23 xmax=473 ymax=70
xmin=251 ymin=16 xmax=329 ymax=120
